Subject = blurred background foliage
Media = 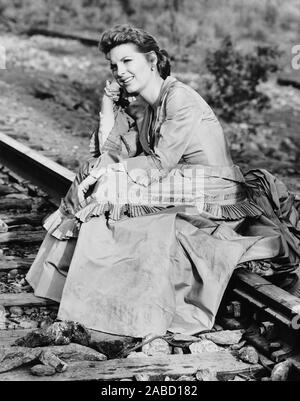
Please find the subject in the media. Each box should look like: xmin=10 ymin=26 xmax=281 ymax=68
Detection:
xmin=0 ymin=0 xmax=299 ymax=121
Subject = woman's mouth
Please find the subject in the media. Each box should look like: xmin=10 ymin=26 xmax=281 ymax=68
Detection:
xmin=120 ymin=77 xmax=134 ymax=86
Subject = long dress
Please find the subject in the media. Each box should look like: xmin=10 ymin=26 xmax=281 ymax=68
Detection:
xmin=26 ymin=77 xmax=300 ymax=337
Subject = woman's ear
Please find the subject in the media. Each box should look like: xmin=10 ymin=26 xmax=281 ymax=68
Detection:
xmin=147 ymin=51 xmax=158 ymax=68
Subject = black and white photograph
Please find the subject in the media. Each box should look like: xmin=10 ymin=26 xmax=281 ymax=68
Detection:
xmin=0 ymin=0 xmax=300 ymax=385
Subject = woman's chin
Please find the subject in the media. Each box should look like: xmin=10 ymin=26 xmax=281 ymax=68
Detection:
xmin=125 ymin=86 xmax=139 ymax=95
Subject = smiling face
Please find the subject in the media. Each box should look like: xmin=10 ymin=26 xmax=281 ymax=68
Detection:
xmin=108 ymin=43 xmax=155 ymax=96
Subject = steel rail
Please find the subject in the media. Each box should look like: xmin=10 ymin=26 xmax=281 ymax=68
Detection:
xmin=0 ymin=132 xmax=75 ymax=206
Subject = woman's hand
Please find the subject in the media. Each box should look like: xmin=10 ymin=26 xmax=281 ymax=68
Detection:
xmin=104 ymin=79 xmax=121 ymax=103
xmin=77 ymin=175 xmax=98 ymax=205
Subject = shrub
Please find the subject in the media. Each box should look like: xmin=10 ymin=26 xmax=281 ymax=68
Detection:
xmin=203 ymin=36 xmax=280 ymax=121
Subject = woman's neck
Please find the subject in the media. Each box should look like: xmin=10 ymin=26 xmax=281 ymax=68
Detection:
xmin=140 ymin=75 xmax=164 ymax=107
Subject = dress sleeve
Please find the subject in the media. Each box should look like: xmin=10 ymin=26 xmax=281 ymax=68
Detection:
xmin=89 ymin=106 xmax=140 ymax=158
xmin=124 ymin=87 xmax=202 ymax=186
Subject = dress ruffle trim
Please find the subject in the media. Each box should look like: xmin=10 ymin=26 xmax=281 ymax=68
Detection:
xmin=75 ymin=199 xmax=263 ymax=222
xmin=43 ymin=209 xmax=81 ymax=239
xmin=203 ymin=199 xmax=263 ymax=220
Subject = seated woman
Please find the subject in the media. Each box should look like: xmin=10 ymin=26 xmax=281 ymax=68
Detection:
xmin=26 ymin=25 xmax=300 ymax=337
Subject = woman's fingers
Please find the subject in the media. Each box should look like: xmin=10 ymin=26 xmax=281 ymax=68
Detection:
xmin=104 ymin=79 xmax=121 ymax=101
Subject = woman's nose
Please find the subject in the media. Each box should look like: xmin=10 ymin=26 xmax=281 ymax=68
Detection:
xmin=116 ymin=63 xmax=126 ymax=77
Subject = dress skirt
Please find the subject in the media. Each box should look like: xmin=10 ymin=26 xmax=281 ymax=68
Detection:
xmin=27 ymin=209 xmax=280 ymax=337
xmin=26 ymin=164 xmax=300 ymax=337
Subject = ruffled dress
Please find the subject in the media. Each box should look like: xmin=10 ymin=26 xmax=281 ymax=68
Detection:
xmin=26 ymin=77 xmax=300 ymax=337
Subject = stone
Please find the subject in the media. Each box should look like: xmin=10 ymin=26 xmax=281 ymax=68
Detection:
xmin=201 ymin=330 xmax=244 ymax=346
xmin=271 ymin=360 xmax=292 ymax=381
xmin=24 ymin=307 xmax=37 ymax=316
xmin=8 ymin=269 xmax=18 ymax=278
xmin=196 ymin=368 xmax=218 ymax=381
xmin=142 ymin=337 xmax=172 ymax=356
xmin=134 ymin=373 xmax=150 ymax=381
xmin=14 ymin=321 xmax=91 ymax=347
xmin=19 ymin=320 xmax=39 ymax=329
xmin=238 ymin=346 xmax=259 ymax=364
xmin=173 ymin=347 xmax=184 ymax=355
xmin=70 ymin=321 xmax=91 ymax=347
xmin=0 ymin=220 xmax=8 ymax=233
xmin=31 ymin=364 xmax=56 ymax=376
xmin=177 ymin=375 xmax=196 ymax=381
xmin=9 ymin=306 xmax=23 ymax=317
xmin=189 ymin=339 xmax=222 ymax=354
xmin=89 ymin=330 xmax=137 ymax=359
xmin=39 ymin=350 xmax=68 ymax=373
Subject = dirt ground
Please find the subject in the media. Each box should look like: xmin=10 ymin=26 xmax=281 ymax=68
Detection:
xmin=0 ymin=33 xmax=299 ymax=193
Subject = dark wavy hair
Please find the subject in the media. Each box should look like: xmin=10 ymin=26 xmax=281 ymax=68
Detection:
xmin=99 ymin=24 xmax=171 ymax=79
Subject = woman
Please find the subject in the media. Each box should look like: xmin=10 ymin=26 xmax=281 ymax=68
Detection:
xmin=26 ymin=25 xmax=300 ymax=337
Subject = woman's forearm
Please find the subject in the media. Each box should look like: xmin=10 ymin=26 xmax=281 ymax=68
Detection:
xmin=98 ymin=94 xmax=116 ymax=150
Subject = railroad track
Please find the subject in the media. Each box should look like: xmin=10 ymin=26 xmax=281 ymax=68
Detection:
xmin=0 ymin=132 xmax=300 ymax=381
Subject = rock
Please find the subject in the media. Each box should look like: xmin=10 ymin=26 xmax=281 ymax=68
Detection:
xmin=189 ymin=339 xmax=222 ymax=354
xmin=39 ymin=350 xmax=68 ymax=373
xmin=238 ymin=346 xmax=259 ymax=364
xmin=0 ymin=305 xmax=7 ymax=321
xmin=196 ymin=368 xmax=218 ymax=381
xmin=0 ymin=347 xmax=41 ymax=373
xmin=70 ymin=321 xmax=90 ymax=347
xmin=39 ymin=317 xmax=54 ymax=329
xmin=142 ymin=337 xmax=172 ymax=356
xmin=271 ymin=360 xmax=292 ymax=381
xmin=0 ymin=220 xmax=8 ymax=233
xmin=177 ymin=375 xmax=196 ymax=381
xmin=173 ymin=347 xmax=184 ymax=355
xmin=201 ymin=330 xmax=244 ymax=346
xmin=0 ymin=344 xmax=106 ymax=374
xmin=24 ymin=307 xmax=37 ymax=316
xmin=127 ymin=351 xmax=148 ymax=359
xmin=19 ymin=320 xmax=39 ymax=329
xmin=134 ymin=373 xmax=150 ymax=381
xmin=14 ymin=321 xmax=91 ymax=347
xmin=8 ymin=269 xmax=18 ymax=278
xmin=7 ymin=323 xmax=20 ymax=329
xmin=89 ymin=330 xmax=138 ymax=359
xmin=31 ymin=364 xmax=56 ymax=376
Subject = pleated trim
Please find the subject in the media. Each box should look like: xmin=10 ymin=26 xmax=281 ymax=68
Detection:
xmin=203 ymin=199 xmax=263 ymax=220
xmin=43 ymin=209 xmax=80 ymax=240
xmin=75 ymin=200 xmax=166 ymax=222
xmin=75 ymin=198 xmax=263 ymax=222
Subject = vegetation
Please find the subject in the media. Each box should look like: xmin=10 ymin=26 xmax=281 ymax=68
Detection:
xmin=204 ymin=37 xmax=280 ymax=121
xmin=0 ymin=0 xmax=299 ymax=120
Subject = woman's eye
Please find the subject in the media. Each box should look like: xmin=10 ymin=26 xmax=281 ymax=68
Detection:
xmin=124 ymin=59 xmax=132 ymax=63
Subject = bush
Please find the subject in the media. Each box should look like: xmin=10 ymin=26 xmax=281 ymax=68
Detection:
xmin=203 ymin=36 xmax=280 ymax=121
